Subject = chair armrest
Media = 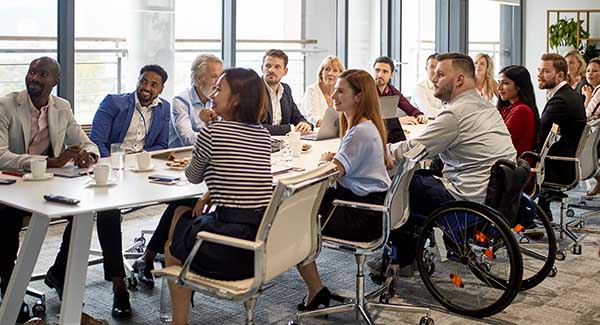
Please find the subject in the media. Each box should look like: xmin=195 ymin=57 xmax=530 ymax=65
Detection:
xmin=175 ymin=231 xmax=263 ymax=285
xmin=545 ymin=155 xmax=579 ymax=163
xmin=332 ymin=199 xmax=387 ymax=212
xmin=196 ymin=231 xmax=263 ymax=251
xmin=519 ymin=151 xmax=540 ymax=163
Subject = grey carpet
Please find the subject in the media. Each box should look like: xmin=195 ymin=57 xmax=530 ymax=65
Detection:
xmin=20 ymin=198 xmax=600 ymax=325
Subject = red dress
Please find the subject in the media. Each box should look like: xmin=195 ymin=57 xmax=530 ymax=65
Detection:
xmin=499 ymin=100 xmax=536 ymax=157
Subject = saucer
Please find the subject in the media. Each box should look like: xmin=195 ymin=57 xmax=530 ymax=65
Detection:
xmin=86 ymin=178 xmax=118 ymax=187
xmin=23 ymin=173 xmax=54 ymax=181
xmin=130 ymin=165 xmax=155 ymax=172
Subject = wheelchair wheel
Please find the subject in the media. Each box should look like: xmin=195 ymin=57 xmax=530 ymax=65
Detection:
xmin=416 ymin=201 xmax=522 ymax=318
xmin=513 ymin=200 xmax=557 ymax=290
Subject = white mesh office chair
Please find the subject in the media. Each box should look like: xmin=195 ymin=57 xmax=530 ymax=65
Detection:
xmin=539 ymin=124 xmax=597 ymax=255
xmin=293 ymin=144 xmax=433 ymax=325
xmin=153 ymin=163 xmax=338 ymax=325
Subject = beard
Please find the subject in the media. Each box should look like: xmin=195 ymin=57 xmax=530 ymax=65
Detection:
xmin=434 ymin=83 xmax=453 ymax=102
xmin=538 ymin=79 xmax=557 ymax=90
xmin=199 ymin=83 xmax=212 ymax=98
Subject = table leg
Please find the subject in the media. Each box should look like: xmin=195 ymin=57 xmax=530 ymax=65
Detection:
xmin=0 ymin=213 xmax=49 ymax=325
xmin=59 ymin=212 xmax=94 ymax=325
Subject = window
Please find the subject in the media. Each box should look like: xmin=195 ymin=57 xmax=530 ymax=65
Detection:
xmin=400 ymin=0 xmax=436 ymax=96
xmin=347 ymin=0 xmax=381 ymax=72
xmin=0 ymin=1 xmax=57 ymax=97
xmin=468 ymin=0 xmax=501 ymax=76
xmin=74 ymin=0 xmax=222 ymax=124
xmin=236 ymin=0 xmax=304 ymax=103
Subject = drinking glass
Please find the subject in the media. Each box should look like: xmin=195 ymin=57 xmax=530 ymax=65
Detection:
xmin=110 ymin=143 xmax=126 ymax=170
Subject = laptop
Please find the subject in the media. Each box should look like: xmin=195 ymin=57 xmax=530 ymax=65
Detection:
xmin=301 ymin=108 xmax=339 ymax=141
xmin=379 ymin=95 xmax=400 ymax=119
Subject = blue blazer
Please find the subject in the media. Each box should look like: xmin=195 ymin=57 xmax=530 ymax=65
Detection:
xmin=90 ymin=92 xmax=170 ymax=157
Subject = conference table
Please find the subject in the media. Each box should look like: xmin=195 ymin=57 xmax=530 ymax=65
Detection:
xmin=0 ymin=123 xmax=426 ymax=324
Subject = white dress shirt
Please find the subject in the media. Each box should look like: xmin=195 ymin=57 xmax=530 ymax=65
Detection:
xmin=411 ymin=78 xmax=444 ymax=118
xmin=123 ymin=94 xmax=161 ymax=153
xmin=265 ymin=80 xmax=283 ymax=125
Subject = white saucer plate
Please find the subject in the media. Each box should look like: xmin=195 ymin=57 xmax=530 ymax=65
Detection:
xmin=86 ymin=178 xmax=118 ymax=187
xmin=23 ymin=173 xmax=54 ymax=181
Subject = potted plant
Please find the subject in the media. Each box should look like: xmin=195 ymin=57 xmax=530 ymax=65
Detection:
xmin=582 ymin=42 xmax=599 ymax=63
xmin=548 ymin=18 xmax=590 ymax=53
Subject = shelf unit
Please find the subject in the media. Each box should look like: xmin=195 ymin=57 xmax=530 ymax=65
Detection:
xmin=546 ymin=9 xmax=600 ymax=52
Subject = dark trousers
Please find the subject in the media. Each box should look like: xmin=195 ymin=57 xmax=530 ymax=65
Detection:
xmin=146 ymin=199 xmax=197 ymax=254
xmin=0 ymin=207 xmax=126 ymax=294
xmin=390 ymin=173 xmax=455 ymax=267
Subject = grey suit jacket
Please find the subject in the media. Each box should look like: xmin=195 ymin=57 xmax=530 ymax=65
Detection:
xmin=0 ymin=90 xmax=99 ymax=169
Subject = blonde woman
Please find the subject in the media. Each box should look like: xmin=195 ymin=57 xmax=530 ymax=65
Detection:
xmin=474 ymin=53 xmax=498 ymax=102
xmin=564 ymin=49 xmax=587 ymax=95
xmin=301 ymin=55 xmax=345 ymax=126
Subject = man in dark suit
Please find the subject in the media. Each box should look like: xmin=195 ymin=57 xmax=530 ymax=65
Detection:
xmin=260 ymin=49 xmax=312 ymax=135
xmin=537 ymin=53 xmax=586 ymax=218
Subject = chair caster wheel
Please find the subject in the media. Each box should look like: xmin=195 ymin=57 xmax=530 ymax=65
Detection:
xmin=134 ymin=236 xmax=146 ymax=246
xmin=556 ymin=250 xmax=566 ymax=261
xmin=519 ymin=237 xmax=530 ymax=244
xmin=31 ymin=300 xmax=46 ymax=317
xmin=379 ymin=292 xmax=390 ymax=304
xmin=127 ymin=276 xmax=138 ymax=289
xmin=566 ymin=209 xmax=575 ymax=218
xmin=549 ymin=266 xmax=558 ymax=277
xmin=572 ymin=244 xmax=582 ymax=255
xmin=420 ymin=316 xmax=434 ymax=325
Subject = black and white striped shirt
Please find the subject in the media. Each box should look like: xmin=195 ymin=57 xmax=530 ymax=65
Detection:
xmin=185 ymin=121 xmax=273 ymax=209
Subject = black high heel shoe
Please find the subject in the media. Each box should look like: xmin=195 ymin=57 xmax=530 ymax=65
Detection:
xmin=297 ymin=287 xmax=331 ymax=311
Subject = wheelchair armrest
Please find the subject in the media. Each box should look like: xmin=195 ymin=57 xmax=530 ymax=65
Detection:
xmin=519 ymin=151 xmax=540 ymax=162
xmin=332 ymin=199 xmax=387 ymax=212
xmin=545 ymin=155 xmax=579 ymax=163
xmin=196 ymin=231 xmax=263 ymax=251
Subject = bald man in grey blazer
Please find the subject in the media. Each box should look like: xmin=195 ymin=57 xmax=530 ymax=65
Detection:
xmin=0 ymin=57 xmax=103 ymax=321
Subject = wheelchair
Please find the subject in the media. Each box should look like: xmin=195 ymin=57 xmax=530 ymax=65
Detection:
xmin=370 ymin=154 xmax=557 ymax=319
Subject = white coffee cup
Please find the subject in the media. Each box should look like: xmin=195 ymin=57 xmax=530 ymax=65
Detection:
xmin=93 ymin=164 xmax=111 ymax=184
xmin=136 ymin=151 xmax=152 ymax=170
xmin=30 ymin=159 xmax=47 ymax=179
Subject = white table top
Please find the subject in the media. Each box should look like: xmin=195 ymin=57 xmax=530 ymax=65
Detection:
xmin=0 ymin=156 xmax=206 ymax=218
xmin=0 ymin=123 xmax=426 ymax=218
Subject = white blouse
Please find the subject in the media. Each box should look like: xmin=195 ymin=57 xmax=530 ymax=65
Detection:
xmin=301 ymin=82 xmax=330 ymax=124
xmin=585 ymin=84 xmax=600 ymax=119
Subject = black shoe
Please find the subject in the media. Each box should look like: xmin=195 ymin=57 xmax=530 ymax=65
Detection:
xmin=44 ymin=268 xmax=64 ymax=301
xmin=132 ymin=257 xmax=154 ymax=288
xmin=111 ymin=289 xmax=132 ymax=319
xmin=17 ymin=301 xmax=31 ymax=323
xmin=297 ymin=287 xmax=331 ymax=311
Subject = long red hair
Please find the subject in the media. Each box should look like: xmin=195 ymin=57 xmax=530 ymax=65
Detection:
xmin=338 ymin=69 xmax=392 ymax=169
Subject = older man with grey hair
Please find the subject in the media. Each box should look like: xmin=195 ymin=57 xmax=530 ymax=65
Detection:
xmin=169 ymin=53 xmax=223 ymax=147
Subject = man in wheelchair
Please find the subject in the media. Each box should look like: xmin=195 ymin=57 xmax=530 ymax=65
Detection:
xmin=371 ymin=53 xmax=517 ymax=277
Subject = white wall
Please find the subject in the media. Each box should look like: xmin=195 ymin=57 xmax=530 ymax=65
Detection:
xmin=524 ymin=0 xmax=600 ymax=110
xmin=303 ymin=0 xmax=337 ymax=88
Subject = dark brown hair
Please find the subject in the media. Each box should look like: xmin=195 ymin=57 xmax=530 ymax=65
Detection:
xmin=262 ymin=49 xmax=288 ymax=67
xmin=540 ymin=53 xmax=568 ymax=76
xmin=222 ymin=68 xmax=266 ymax=123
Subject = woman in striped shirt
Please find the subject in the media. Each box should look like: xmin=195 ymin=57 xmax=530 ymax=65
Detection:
xmin=165 ymin=68 xmax=272 ymax=324
xmin=296 ymin=69 xmax=392 ymax=311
